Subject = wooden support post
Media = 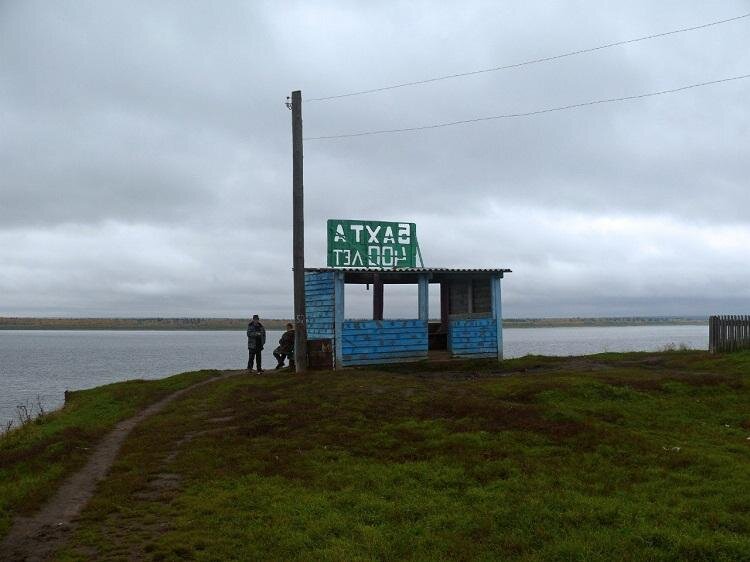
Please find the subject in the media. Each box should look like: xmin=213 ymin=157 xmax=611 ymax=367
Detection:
xmin=418 ymin=274 xmax=429 ymax=323
xmin=491 ymin=275 xmax=503 ymax=361
xmin=334 ymin=271 xmax=344 ymax=369
xmin=373 ymin=273 xmax=384 ymax=321
xmin=440 ymin=281 xmax=449 ymax=330
xmin=291 ymin=90 xmax=307 ymax=373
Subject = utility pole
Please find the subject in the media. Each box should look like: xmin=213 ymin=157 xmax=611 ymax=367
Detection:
xmin=291 ymin=90 xmax=308 ymax=373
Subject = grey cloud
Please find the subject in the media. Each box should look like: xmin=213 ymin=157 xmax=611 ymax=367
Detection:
xmin=1 ymin=0 xmax=749 ymax=317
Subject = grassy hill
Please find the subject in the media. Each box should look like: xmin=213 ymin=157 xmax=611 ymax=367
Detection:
xmin=2 ymin=351 xmax=749 ymax=560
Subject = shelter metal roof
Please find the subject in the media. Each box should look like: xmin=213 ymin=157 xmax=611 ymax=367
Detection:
xmin=305 ymin=267 xmax=511 ymax=274
xmin=305 ymin=267 xmax=511 ymax=284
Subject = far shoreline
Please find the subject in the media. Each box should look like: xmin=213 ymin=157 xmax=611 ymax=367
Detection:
xmin=0 ymin=316 xmax=708 ymax=331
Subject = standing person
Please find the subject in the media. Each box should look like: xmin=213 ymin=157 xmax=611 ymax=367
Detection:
xmin=246 ymin=314 xmax=266 ymax=373
xmin=273 ymin=323 xmax=295 ymax=369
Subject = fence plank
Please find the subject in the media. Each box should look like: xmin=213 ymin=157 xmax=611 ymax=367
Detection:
xmin=711 ymin=314 xmax=750 ymax=353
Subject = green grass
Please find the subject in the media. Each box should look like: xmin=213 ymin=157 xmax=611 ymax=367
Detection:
xmin=6 ymin=352 xmax=750 ymax=560
xmin=0 ymin=369 xmax=221 ymax=540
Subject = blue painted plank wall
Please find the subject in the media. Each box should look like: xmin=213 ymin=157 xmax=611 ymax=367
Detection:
xmin=305 ymin=271 xmax=335 ymax=339
xmin=342 ymin=319 xmax=428 ymax=366
xmin=449 ymin=317 xmax=498 ymax=357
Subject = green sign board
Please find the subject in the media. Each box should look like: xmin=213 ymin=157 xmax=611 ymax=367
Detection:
xmin=327 ymin=219 xmax=418 ymax=268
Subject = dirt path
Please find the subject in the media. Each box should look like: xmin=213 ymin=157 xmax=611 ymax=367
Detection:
xmin=0 ymin=370 xmax=243 ymax=562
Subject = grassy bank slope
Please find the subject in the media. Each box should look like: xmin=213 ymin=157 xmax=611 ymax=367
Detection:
xmin=45 ymin=351 xmax=750 ymax=561
xmin=0 ymin=370 xmax=221 ymax=539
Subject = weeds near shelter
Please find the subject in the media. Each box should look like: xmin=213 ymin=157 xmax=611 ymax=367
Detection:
xmin=5 ymin=395 xmax=49 ymax=436
xmin=15 ymin=402 xmax=32 ymax=426
xmin=35 ymin=394 xmax=46 ymax=417
xmin=659 ymin=342 xmax=692 ymax=352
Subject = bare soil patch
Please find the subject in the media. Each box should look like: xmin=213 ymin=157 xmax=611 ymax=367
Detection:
xmin=0 ymin=370 xmax=241 ymax=562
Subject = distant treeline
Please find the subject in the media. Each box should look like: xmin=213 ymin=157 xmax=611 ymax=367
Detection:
xmin=505 ymin=317 xmax=707 ymax=328
xmin=0 ymin=318 xmax=291 ymax=330
xmin=0 ymin=316 xmax=707 ymax=331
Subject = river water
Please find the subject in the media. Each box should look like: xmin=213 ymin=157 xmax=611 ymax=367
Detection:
xmin=0 ymin=325 xmax=707 ymax=428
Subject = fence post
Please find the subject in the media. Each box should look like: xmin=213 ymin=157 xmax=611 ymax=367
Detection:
xmin=721 ymin=316 xmax=729 ymax=351
xmin=715 ymin=315 xmax=720 ymax=353
xmin=723 ymin=316 xmax=728 ymax=353
xmin=717 ymin=315 xmax=721 ymax=352
xmin=730 ymin=315 xmax=735 ymax=353
xmin=708 ymin=316 xmax=716 ymax=353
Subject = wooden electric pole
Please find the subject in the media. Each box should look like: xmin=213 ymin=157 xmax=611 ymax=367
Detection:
xmin=291 ymin=90 xmax=308 ymax=373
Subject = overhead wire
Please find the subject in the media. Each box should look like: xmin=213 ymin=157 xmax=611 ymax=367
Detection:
xmin=307 ymin=12 xmax=750 ymax=102
xmin=304 ymin=74 xmax=750 ymax=140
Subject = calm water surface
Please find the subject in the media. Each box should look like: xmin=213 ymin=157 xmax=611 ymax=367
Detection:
xmin=0 ymin=325 xmax=707 ymax=427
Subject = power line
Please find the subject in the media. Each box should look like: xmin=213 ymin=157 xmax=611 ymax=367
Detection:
xmin=307 ymin=12 xmax=750 ymax=102
xmin=304 ymin=74 xmax=750 ymax=140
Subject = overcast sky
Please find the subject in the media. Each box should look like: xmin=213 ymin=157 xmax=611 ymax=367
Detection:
xmin=1 ymin=0 xmax=749 ymax=319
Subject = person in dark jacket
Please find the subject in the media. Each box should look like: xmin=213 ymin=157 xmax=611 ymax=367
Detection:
xmin=273 ymin=323 xmax=295 ymax=369
xmin=246 ymin=314 xmax=266 ymax=373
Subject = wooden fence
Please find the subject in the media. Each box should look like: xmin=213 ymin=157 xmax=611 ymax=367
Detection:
xmin=709 ymin=315 xmax=750 ymax=353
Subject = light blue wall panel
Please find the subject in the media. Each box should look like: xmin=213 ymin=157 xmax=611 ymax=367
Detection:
xmin=305 ymin=271 xmax=336 ymax=339
xmin=341 ymin=319 xmax=428 ymax=366
xmin=449 ymin=317 xmax=498 ymax=357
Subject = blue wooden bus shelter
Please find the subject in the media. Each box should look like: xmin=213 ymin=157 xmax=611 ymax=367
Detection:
xmin=304 ymin=267 xmax=511 ymax=368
